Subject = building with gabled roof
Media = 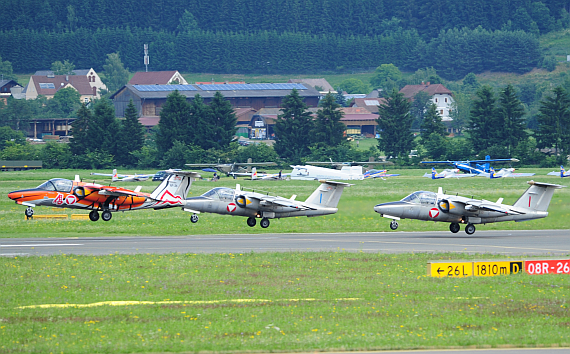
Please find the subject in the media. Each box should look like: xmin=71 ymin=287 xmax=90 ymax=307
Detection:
xmin=0 ymin=80 xmax=23 ymax=102
xmin=25 ymin=74 xmax=99 ymax=103
xmin=32 ymin=68 xmax=107 ymax=99
xmin=341 ymin=107 xmax=378 ymax=137
xmin=350 ymin=97 xmax=386 ymax=114
xmin=288 ymin=78 xmax=335 ymax=94
xmin=128 ymin=71 xmax=188 ymax=85
xmin=399 ymin=82 xmax=454 ymax=121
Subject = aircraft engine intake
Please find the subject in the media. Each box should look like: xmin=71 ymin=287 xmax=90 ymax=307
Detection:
xmin=235 ymin=195 xmax=247 ymax=208
xmin=438 ymin=199 xmax=450 ymax=213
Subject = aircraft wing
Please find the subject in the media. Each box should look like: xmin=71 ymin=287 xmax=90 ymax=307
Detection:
xmin=235 ymin=162 xmax=277 ymax=166
xmin=462 ymin=200 xmax=524 ymax=215
xmin=547 ymin=171 xmax=560 ymax=176
xmin=509 ymin=173 xmax=536 ymax=177
xmin=185 ymin=164 xmax=218 ymax=167
xmin=90 ymin=172 xmax=120 ymax=177
xmin=248 ymin=195 xmax=316 ymax=210
xmin=452 ymin=173 xmax=478 ymax=178
xmin=86 ymin=185 xmax=144 ymax=198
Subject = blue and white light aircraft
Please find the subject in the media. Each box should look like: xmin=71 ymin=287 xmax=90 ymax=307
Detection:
xmin=547 ymin=166 xmax=570 ymax=178
xmin=421 ymin=155 xmax=519 ymax=174
xmin=482 ymin=167 xmax=535 ymax=178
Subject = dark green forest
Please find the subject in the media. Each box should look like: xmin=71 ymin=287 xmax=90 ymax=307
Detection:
xmin=1 ymin=0 xmax=567 ymax=79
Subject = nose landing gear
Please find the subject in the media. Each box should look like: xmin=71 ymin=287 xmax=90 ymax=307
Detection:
xmin=389 ymin=220 xmax=399 ymax=230
xmin=25 ymin=207 xmax=34 ymax=219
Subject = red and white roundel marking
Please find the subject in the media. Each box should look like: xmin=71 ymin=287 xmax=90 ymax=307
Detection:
xmin=429 ymin=208 xmax=440 ymax=218
xmin=65 ymin=194 xmax=77 ymax=205
xmin=227 ymin=203 xmax=237 ymax=212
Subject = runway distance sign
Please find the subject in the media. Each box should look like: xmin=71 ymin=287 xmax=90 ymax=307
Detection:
xmin=525 ymin=259 xmax=570 ymax=275
xmin=473 ymin=261 xmax=523 ymax=277
xmin=428 ymin=261 xmax=473 ymax=278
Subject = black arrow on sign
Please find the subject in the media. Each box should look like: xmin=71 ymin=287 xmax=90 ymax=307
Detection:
xmin=437 ymin=267 xmax=444 ymax=275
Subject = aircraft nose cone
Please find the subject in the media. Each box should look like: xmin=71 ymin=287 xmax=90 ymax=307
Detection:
xmin=7 ymin=189 xmax=28 ymax=201
xmin=373 ymin=201 xmax=407 ymax=217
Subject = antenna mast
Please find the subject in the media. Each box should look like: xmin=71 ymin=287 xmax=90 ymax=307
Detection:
xmin=144 ymin=44 xmax=149 ymax=72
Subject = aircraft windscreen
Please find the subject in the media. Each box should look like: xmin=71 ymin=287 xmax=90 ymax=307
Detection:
xmin=401 ymin=191 xmax=436 ymax=205
xmin=201 ymin=187 xmax=234 ymax=200
xmin=37 ymin=179 xmax=72 ymax=192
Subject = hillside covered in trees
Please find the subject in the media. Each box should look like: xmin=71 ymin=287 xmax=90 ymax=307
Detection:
xmin=1 ymin=0 xmax=568 ymax=79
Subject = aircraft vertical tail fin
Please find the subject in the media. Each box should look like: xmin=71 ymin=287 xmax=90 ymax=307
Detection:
xmin=561 ymin=165 xmax=565 ymax=177
xmin=512 ymin=181 xmax=565 ymax=212
xmin=150 ymin=170 xmax=201 ymax=201
xmin=252 ymin=167 xmax=258 ymax=180
xmin=431 ymin=167 xmax=438 ymax=179
xmin=489 ymin=167 xmax=497 ymax=179
xmin=112 ymin=169 xmax=119 ymax=182
xmin=305 ymin=180 xmax=353 ymax=208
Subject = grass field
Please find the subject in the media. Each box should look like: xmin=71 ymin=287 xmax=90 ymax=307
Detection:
xmin=1 ymin=252 xmax=568 ymax=353
xmin=0 ymin=168 xmax=568 ymax=238
xmin=1 ymin=169 xmax=569 ymax=353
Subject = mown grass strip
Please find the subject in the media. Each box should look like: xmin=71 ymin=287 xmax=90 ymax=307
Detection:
xmin=1 ymin=252 xmax=569 ymax=353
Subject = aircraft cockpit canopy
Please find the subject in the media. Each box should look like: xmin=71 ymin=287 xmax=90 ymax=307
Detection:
xmin=36 ymin=178 xmax=73 ymax=193
xmin=201 ymin=187 xmax=235 ymax=201
xmin=401 ymin=191 xmax=437 ymax=205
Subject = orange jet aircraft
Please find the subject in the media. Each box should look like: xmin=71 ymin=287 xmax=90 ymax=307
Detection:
xmin=7 ymin=170 xmax=200 ymax=221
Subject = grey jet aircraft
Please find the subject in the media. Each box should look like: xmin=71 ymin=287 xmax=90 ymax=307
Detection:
xmin=373 ymin=181 xmax=564 ymax=235
xmin=182 ymin=180 xmax=352 ymax=228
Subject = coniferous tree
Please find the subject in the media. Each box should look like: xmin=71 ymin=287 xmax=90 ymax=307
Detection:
xmin=156 ymin=90 xmax=191 ymax=155
xmin=205 ymin=91 xmax=237 ymax=150
xmin=118 ymin=99 xmax=145 ymax=166
xmin=498 ymin=84 xmax=527 ymax=154
xmin=376 ymin=89 xmax=414 ymax=158
xmin=91 ymin=98 xmax=121 ymax=158
xmin=189 ymin=94 xmax=209 ymax=149
xmin=69 ymin=103 xmax=94 ymax=156
xmin=421 ymin=103 xmax=447 ymax=137
xmin=274 ymin=89 xmax=315 ymax=163
xmin=536 ymin=86 xmax=570 ymax=160
xmin=313 ymin=92 xmax=345 ymax=147
xmin=467 ymin=85 xmax=502 ymax=153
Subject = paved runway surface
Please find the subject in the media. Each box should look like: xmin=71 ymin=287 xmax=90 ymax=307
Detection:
xmin=1 ymin=229 xmax=569 ymax=256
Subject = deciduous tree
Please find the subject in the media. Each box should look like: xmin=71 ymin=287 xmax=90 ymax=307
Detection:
xmin=102 ymin=52 xmax=129 ymax=94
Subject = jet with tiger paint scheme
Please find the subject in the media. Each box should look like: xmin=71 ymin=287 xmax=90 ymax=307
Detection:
xmin=7 ymin=170 xmax=200 ymax=221
xmin=547 ymin=166 xmax=570 ymax=178
xmin=373 ymin=181 xmax=564 ymax=235
xmin=182 ymin=180 xmax=352 ymax=228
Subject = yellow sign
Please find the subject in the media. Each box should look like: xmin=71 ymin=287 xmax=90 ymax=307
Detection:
xmin=428 ymin=262 xmax=473 ymax=278
xmin=473 ymin=261 xmax=522 ymax=277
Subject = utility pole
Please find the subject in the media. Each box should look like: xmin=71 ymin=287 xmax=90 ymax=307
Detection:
xmin=144 ymin=44 xmax=149 ymax=72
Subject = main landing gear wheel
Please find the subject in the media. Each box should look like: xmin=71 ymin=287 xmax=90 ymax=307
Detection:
xmin=465 ymin=223 xmax=476 ymax=235
xmin=247 ymin=217 xmax=256 ymax=227
xmin=25 ymin=207 xmax=34 ymax=218
xmin=389 ymin=220 xmax=399 ymax=230
xmin=89 ymin=210 xmax=99 ymax=222
xmin=260 ymin=218 xmax=270 ymax=228
xmin=190 ymin=214 xmax=199 ymax=223
xmin=101 ymin=210 xmax=112 ymax=222
xmin=449 ymin=222 xmax=460 ymax=233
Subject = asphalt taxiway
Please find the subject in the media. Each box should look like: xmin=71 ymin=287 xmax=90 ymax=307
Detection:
xmin=1 ymin=229 xmax=569 ymax=256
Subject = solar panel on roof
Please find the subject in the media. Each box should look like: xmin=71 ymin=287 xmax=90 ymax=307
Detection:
xmin=39 ymin=83 xmax=55 ymax=89
xmin=133 ymin=85 xmax=198 ymax=92
xmin=196 ymin=83 xmax=307 ymax=91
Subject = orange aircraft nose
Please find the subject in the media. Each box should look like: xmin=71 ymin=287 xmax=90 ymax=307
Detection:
xmin=7 ymin=188 xmax=37 ymax=202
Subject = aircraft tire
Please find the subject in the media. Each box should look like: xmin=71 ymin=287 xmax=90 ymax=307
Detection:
xmin=190 ymin=214 xmax=199 ymax=223
xmin=449 ymin=222 xmax=460 ymax=233
xmin=260 ymin=218 xmax=270 ymax=228
xmin=101 ymin=210 xmax=112 ymax=222
xmin=89 ymin=210 xmax=100 ymax=222
xmin=389 ymin=220 xmax=398 ymax=230
xmin=25 ymin=207 xmax=34 ymax=218
xmin=247 ymin=217 xmax=256 ymax=227
xmin=465 ymin=223 xmax=476 ymax=235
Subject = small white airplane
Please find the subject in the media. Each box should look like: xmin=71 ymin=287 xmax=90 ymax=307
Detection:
xmin=423 ymin=167 xmax=477 ymax=179
xmin=291 ymin=165 xmax=364 ymax=180
xmin=480 ymin=167 xmax=535 ymax=178
xmin=547 ymin=165 xmax=570 ymax=178
xmin=229 ymin=167 xmax=289 ymax=180
xmin=90 ymin=169 xmax=155 ymax=182
xmin=183 ymin=180 xmax=352 ymax=228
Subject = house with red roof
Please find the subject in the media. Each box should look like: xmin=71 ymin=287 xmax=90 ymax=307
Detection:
xmin=399 ymin=82 xmax=454 ymax=121
xmin=25 ymin=74 xmax=100 ymax=103
xmin=128 ymin=71 xmax=188 ymax=85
